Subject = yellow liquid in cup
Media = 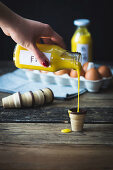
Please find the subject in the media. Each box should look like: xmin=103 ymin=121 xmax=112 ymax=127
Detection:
xmin=14 ymin=44 xmax=81 ymax=112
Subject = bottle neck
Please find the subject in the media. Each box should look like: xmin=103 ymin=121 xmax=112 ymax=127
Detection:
xmin=76 ymin=26 xmax=89 ymax=35
xmin=77 ymin=26 xmax=87 ymax=29
xmin=60 ymin=51 xmax=82 ymax=70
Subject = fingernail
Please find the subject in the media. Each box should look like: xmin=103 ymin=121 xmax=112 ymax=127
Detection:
xmin=42 ymin=60 xmax=49 ymax=67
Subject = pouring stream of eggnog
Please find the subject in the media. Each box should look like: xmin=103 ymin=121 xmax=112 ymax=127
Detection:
xmin=77 ymin=69 xmax=80 ymax=112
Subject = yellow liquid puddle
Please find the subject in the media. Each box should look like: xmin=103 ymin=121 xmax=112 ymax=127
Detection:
xmin=61 ymin=129 xmax=72 ymax=133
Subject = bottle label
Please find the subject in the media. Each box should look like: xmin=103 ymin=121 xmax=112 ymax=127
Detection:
xmin=19 ymin=50 xmax=51 ymax=66
xmin=77 ymin=44 xmax=88 ymax=65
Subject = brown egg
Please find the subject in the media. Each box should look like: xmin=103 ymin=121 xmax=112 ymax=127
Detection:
xmin=98 ymin=65 xmax=112 ymax=78
xmin=85 ymin=68 xmax=101 ymax=80
xmin=83 ymin=62 xmax=89 ymax=73
xmin=70 ymin=70 xmax=78 ymax=78
xmin=70 ymin=67 xmax=85 ymax=78
xmin=54 ymin=69 xmax=71 ymax=75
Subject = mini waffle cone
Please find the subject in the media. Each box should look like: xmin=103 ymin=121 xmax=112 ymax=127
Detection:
xmin=42 ymin=88 xmax=54 ymax=104
xmin=12 ymin=92 xmax=21 ymax=108
xmin=33 ymin=90 xmax=45 ymax=106
xmin=70 ymin=113 xmax=85 ymax=132
xmin=21 ymin=91 xmax=33 ymax=107
xmin=2 ymin=95 xmax=14 ymax=108
xmin=2 ymin=92 xmax=21 ymax=108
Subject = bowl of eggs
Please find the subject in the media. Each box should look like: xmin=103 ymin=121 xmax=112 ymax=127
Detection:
xmin=25 ymin=62 xmax=112 ymax=92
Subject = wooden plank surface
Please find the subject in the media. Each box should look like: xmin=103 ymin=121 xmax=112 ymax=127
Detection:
xmin=0 ymin=123 xmax=113 ymax=145
xmin=0 ymin=106 xmax=113 ymax=123
xmin=0 ymin=144 xmax=113 ymax=170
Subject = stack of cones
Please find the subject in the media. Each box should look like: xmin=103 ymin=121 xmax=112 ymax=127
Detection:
xmin=2 ymin=88 xmax=54 ymax=108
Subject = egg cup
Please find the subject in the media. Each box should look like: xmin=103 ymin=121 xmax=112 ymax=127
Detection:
xmin=68 ymin=108 xmax=87 ymax=132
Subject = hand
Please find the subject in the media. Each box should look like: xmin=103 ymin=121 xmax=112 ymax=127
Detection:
xmin=2 ymin=17 xmax=65 ymax=67
xmin=0 ymin=2 xmax=65 ymax=67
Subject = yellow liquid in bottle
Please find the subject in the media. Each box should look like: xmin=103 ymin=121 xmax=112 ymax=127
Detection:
xmin=71 ymin=26 xmax=92 ymax=65
xmin=14 ymin=44 xmax=81 ymax=72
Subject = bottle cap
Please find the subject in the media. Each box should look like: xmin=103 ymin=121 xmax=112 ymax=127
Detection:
xmin=74 ymin=19 xmax=90 ymax=26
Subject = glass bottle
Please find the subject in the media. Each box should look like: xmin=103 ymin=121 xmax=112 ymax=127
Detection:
xmin=71 ymin=19 xmax=92 ymax=65
xmin=13 ymin=44 xmax=81 ymax=72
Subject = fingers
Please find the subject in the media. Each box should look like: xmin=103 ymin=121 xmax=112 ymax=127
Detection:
xmin=42 ymin=24 xmax=66 ymax=49
xmin=51 ymin=31 xmax=66 ymax=49
xmin=42 ymin=38 xmax=53 ymax=44
xmin=30 ymin=43 xmax=49 ymax=67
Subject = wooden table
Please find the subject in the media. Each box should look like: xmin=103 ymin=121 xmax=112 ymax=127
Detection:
xmin=0 ymin=61 xmax=113 ymax=170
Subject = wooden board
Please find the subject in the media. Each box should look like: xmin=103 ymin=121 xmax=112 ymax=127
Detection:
xmin=0 ymin=144 xmax=113 ymax=170
xmin=0 ymin=106 xmax=113 ymax=123
xmin=0 ymin=123 xmax=113 ymax=170
xmin=0 ymin=123 xmax=113 ymax=145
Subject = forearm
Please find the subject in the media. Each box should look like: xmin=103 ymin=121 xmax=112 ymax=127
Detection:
xmin=0 ymin=2 xmax=21 ymax=30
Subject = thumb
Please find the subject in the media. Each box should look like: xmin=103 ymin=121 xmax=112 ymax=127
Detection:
xmin=31 ymin=44 xmax=49 ymax=67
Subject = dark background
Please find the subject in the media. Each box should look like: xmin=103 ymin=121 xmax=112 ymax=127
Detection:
xmin=0 ymin=0 xmax=112 ymax=62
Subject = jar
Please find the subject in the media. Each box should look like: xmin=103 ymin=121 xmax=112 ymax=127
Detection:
xmin=71 ymin=19 xmax=92 ymax=65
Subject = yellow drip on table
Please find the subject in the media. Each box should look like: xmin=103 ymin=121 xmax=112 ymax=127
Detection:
xmin=14 ymin=44 xmax=81 ymax=112
xmin=61 ymin=129 xmax=71 ymax=133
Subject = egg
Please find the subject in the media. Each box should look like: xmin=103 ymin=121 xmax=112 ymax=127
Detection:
xmin=83 ymin=62 xmax=95 ymax=73
xmin=85 ymin=68 xmax=101 ymax=80
xmin=70 ymin=67 xmax=85 ymax=78
xmin=54 ymin=69 xmax=71 ymax=75
xmin=70 ymin=70 xmax=77 ymax=78
xmin=97 ymin=65 xmax=112 ymax=78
